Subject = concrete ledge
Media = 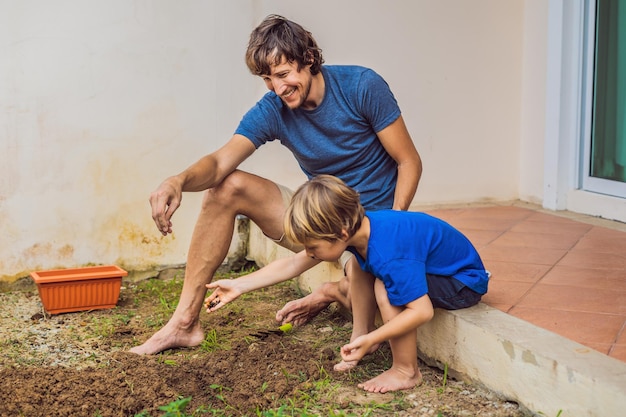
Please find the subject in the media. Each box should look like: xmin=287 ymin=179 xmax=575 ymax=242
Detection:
xmin=417 ymin=304 xmax=626 ymax=416
xmin=247 ymin=223 xmax=626 ymax=416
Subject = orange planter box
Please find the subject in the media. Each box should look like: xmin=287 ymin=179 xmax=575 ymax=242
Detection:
xmin=30 ymin=265 xmax=128 ymax=314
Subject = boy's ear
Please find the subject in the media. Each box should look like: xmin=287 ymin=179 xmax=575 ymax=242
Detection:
xmin=339 ymin=229 xmax=350 ymax=242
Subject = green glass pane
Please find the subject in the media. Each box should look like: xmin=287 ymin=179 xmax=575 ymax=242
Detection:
xmin=591 ymin=0 xmax=626 ymax=182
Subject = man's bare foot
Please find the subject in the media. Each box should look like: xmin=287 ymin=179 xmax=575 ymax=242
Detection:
xmin=276 ymin=286 xmax=334 ymax=326
xmin=357 ymin=367 xmax=423 ymax=393
xmin=129 ymin=320 xmax=205 ymax=355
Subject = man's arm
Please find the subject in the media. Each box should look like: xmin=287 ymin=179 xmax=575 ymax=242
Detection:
xmin=171 ymin=134 xmax=256 ymax=192
xmin=150 ymin=134 xmax=256 ymax=235
xmin=376 ymin=115 xmax=423 ymax=210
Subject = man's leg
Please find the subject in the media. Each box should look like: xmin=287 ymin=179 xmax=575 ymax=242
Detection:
xmin=276 ymin=255 xmax=377 ymax=328
xmin=130 ymin=171 xmax=289 ymax=355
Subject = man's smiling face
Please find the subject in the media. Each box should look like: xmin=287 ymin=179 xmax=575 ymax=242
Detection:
xmin=261 ymin=57 xmax=314 ymax=110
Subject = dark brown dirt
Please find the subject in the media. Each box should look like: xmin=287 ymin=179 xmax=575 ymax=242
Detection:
xmin=0 ymin=272 xmax=528 ymax=417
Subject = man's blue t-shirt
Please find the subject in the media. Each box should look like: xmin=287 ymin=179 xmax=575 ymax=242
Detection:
xmin=235 ymin=65 xmax=401 ymax=210
xmin=348 ymin=210 xmax=489 ymax=306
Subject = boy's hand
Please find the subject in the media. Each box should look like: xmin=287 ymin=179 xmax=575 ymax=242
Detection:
xmin=339 ymin=335 xmax=371 ymax=363
xmin=204 ymin=280 xmax=243 ymax=312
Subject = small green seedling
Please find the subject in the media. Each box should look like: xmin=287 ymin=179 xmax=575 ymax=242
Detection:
xmin=279 ymin=323 xmax=292 ymax=333
xmin=250 ymin=323 xmax=293 ymax=339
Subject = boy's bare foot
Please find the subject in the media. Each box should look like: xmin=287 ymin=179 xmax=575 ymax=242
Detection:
xmin=334 ymin=360 xmax=358 ymax=371
xmin=334 ymin=341 xmax=381 ymax=372
xmin=129 ymin=320 xmax=205 ymax=355
xmin=358 ymin=367 xmax=423 ymax=393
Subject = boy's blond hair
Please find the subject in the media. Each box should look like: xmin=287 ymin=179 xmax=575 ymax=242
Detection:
xmin=284 ymin=175 xmax=364 ymax=244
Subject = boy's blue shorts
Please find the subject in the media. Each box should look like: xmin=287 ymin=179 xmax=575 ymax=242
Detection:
xmin=426 ymin=274 xmax=483 ymax=310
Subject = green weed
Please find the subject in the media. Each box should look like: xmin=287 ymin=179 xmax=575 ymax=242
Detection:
xmin=436 ymin=362 xmax=449 ymax=393
xmin=134 ymin=396 xmax=209 ymax=417
xmin=199 ymin=329 xmax=228 ymax=352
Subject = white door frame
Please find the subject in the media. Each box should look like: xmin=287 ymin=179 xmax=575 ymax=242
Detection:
xmin=544 ymin=0 xmax=626 ymax=223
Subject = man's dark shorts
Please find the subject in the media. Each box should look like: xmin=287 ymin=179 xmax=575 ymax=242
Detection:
xmin=427 ymin=274 xmax=484 ymax=310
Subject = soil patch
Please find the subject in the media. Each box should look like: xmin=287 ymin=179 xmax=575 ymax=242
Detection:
xmin=0 ymin=271 xmax=529 ymax=416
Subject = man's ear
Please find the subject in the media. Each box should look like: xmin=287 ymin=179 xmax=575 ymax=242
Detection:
xmin=305 ymin=50 xmax=315 ymax=65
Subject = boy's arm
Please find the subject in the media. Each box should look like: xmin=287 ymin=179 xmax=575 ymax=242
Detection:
xmin=205 ymin=250 xmax=321 ymax=312
xmin=340 ymin=294 xmax=434 ymax=362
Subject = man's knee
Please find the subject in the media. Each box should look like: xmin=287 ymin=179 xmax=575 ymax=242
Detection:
xmin=201 ymin=171 xmax=248 ymax=209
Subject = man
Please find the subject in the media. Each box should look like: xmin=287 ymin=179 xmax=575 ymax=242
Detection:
xmin=130 ymin=14 xmax=422 ymax=355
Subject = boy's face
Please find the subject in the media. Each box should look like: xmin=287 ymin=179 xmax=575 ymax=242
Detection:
xmin=261 ymin=57 xmax=313 ymax=109
xmin=303 ymin=237 xmax=347 ymax=262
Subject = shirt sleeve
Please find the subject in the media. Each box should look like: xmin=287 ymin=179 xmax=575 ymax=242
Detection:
xmin=356 ymin=69 xmax=401 ymax=134
xmin=234 ymin=94 xmax=281 ymax=149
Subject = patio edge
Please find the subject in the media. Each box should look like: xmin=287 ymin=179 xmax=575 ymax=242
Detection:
xmin=416 ymin=303 xmax=626 ymax=417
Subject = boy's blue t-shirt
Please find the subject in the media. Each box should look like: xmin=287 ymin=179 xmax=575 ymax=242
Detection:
xmin=348 ymin=210 xmax=489 ymax=306
xmin=235 ymin=65 xmax=402 ymax=210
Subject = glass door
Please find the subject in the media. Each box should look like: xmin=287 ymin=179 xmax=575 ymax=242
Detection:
xmin=583 ymin=0 xmax=626 ymax=198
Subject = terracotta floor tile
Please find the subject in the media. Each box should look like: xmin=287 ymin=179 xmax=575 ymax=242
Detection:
xmin=480 ymin=280 xmax=533 ymax=307
xmin=479 ymin=244 xmax=567 ymax=265
xmin=455 ymin=206 xmax=535 ymax=221
xmin=424 ymin=208 xmax=467 ymax=222
xmin=507 ymin=307 xmax=624 ymax=346
xmin=584 ymin=226 xmax=626 ymax=240
xmin=490 ymin=230 xmax=581 ymax=250
xmin=540 ymin=265 xmax=626 ymax=291
xmin=510 ymin=219 xmax=593 ymax=236
xmin=526 ymin=211 xmax=591 ymax=224
xmin=446 ymin=217 xmax=520 ymax=232
xmin=615 ymin=326 xmax=626 ymax=344
xmin=456 ymin=229 xmax=503 ymax=249
xmin=572 ymin=227 xmax=626 ymax=254
xmin=608 ymin=345 xmax=626 ymax=362
xmin=558 ymin=250 xmax=626 ymax=270
xmin=482 ymin=261 xmax=550 ymax=283
xmin=516 ymin=284 xmax=626 ymax=315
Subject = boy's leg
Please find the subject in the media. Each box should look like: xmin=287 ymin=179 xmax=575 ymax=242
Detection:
xmin=130 ymin=171 xmax=293 ymax=355
xmin=334 ymin=257 xmax=378 ymax=371
xmin=357 ymin=280 xmax=423 ymax=393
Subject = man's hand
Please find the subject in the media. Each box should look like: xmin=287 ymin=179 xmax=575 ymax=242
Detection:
xmin=149 ymin=177 xmax=183 ymax=236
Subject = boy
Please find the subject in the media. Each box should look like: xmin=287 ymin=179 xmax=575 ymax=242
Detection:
xmin=204 ymin=175 xmax=488 ymax=393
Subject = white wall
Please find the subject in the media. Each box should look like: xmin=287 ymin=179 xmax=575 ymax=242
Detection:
xmin=0 ymin=0 xmax=527 ymax=282
xmin=0 ymin=1 xmax=258 ymax=280
xmin=519 ymin=0 xmax=549 ymax=204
